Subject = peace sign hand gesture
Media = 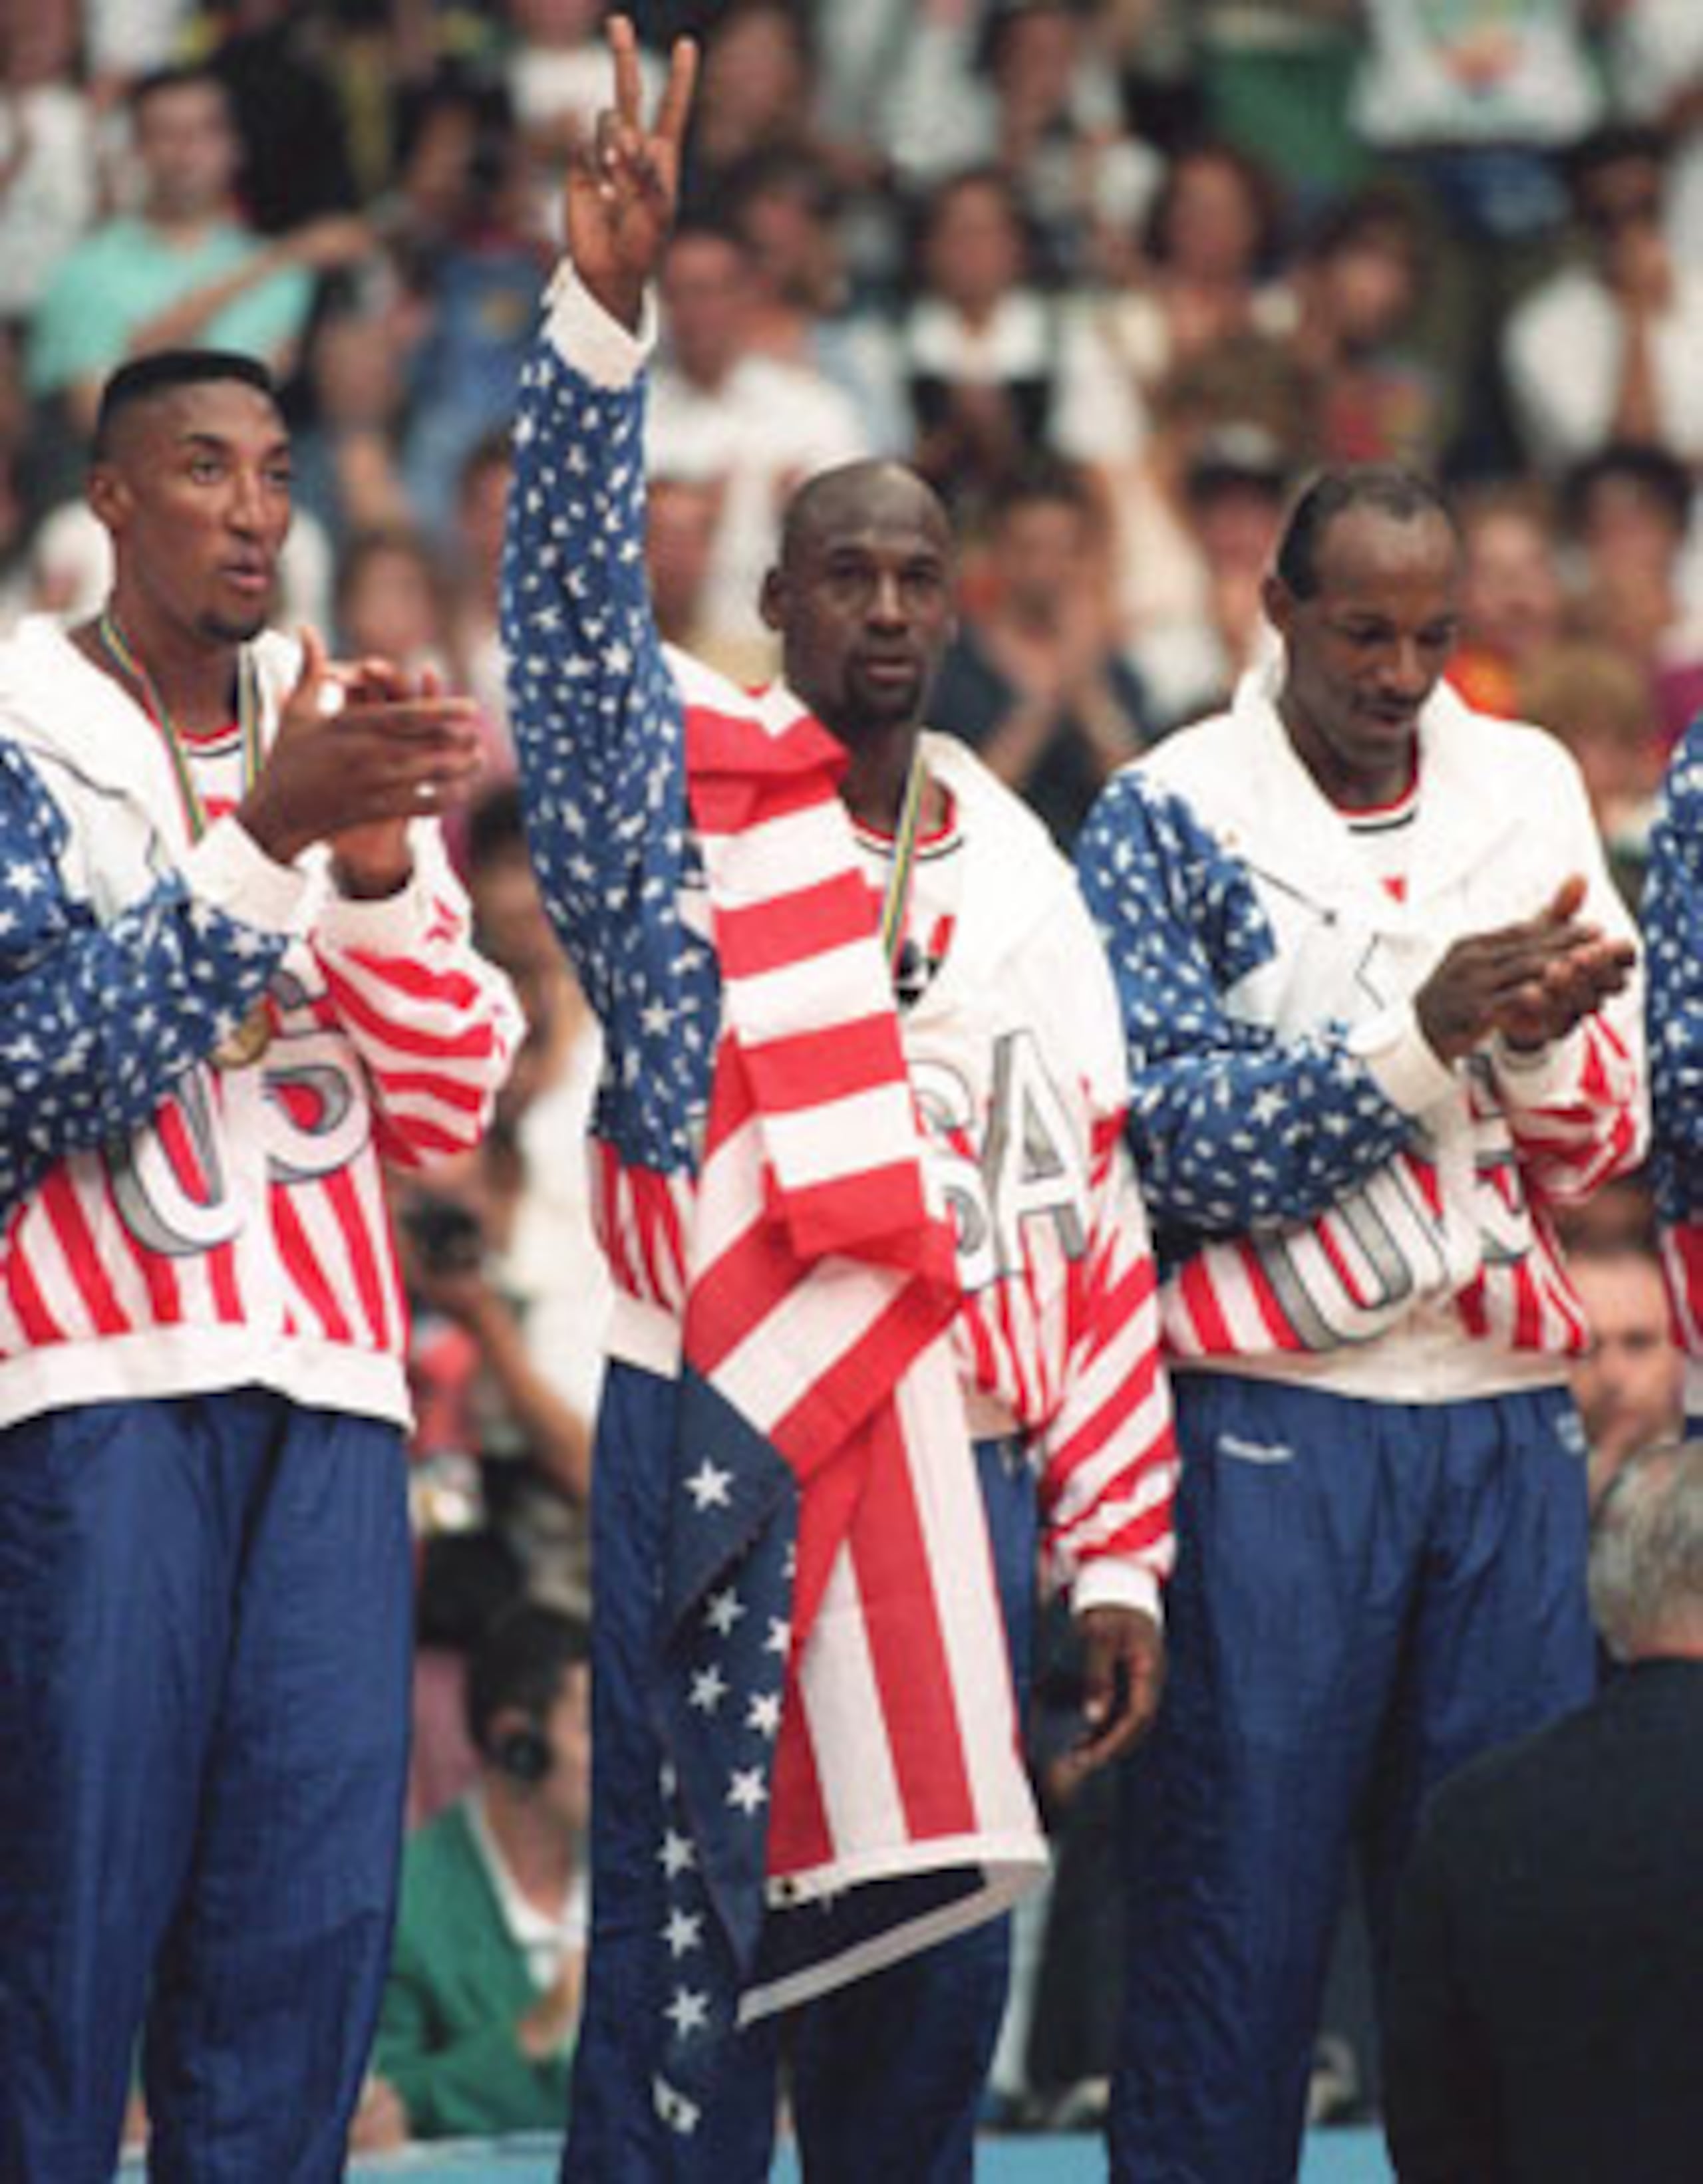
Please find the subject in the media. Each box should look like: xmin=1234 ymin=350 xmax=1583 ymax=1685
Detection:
xmin=565 ymin=15 xmax=698 ymax=334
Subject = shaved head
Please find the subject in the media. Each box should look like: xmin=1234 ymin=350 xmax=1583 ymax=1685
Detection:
xmin=779 ymin=461 xmax=951 ymax=573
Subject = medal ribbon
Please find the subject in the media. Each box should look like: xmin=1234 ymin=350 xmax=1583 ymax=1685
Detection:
xmin=95 ymin=610 xmax=261 ymax=840
xmin=876 ymin=740 xmax=928 ymax=987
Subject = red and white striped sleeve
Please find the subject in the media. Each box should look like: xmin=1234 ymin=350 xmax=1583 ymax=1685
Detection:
xmin=311 ymin=829 xmax=523 ymax=1170
xmin=1491 ymin=1006 xmax=1646 ymax=1206
xmin=1035 ymin=1111 xmax=1177 ymax=1621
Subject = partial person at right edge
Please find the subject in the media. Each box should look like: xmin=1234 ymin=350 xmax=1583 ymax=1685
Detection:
xmin=1642 ymin=715 xmax=1703 ymax=1440
xmin=1383 ymin=1437 xmax=1703 ymax=2184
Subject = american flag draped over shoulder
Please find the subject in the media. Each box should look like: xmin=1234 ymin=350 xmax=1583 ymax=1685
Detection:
xmin=650 ymin=667 xmax=1046 ymax=2135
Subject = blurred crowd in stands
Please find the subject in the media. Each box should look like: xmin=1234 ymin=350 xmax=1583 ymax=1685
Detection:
xmin=35 ymin=0 xmax=1695 ymax=2151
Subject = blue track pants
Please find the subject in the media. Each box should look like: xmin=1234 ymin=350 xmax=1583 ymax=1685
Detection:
xmin=1110 ymin=1375 xmax=1595 ymax=2184
xmin=0 ymin=1389 xmax=412 ymax=2183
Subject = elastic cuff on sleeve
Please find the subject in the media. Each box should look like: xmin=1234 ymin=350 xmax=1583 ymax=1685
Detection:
xmin=1347 ymin=1001 xmax=1458 ymax=1115
xmin=184 ymin=815 xmax=317 ymax=937
xmin=1491 ymin=1027 xmax=1585 ymax=1104
xmin=543 ymin=263 xmax=657 ymax=386
xmin=317 ymin=824 xmax=444 ymax=952
xmin=1071 ymin=1560 xmax=1163 ymax=1627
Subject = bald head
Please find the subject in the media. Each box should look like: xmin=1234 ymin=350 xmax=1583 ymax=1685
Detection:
xmin=778 ymin=460 xmax=952 ymax=573
xmin=760 ymin=459 xmax=957 ymax=760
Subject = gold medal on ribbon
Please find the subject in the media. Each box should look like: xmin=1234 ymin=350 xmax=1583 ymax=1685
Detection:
xmin=212 ymin=999 xmax=273 ymax=1071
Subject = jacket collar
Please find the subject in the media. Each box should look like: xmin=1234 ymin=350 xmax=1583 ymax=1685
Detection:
xmin=1225 ymin=660 xmax=1523 ymax=916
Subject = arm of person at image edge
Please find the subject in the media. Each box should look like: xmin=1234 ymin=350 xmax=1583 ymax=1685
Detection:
xmin=499 ymin=21 xmax=700 ymax=1024
xmin=1072 ymin=754 xmax=1642 ymax=1244
xmin=0 ymin=630 xmax=496 ymax=1213
xmin=281 ymin=648 xmax=525 ymax=1176
xmin=1643 ymin=717 xmax=1703 ymax=1234
xmin=365 ymin=1822 xmax=577 ymax=2140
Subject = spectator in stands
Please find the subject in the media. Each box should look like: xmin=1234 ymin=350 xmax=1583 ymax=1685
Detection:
xmin=722 ymin=144 xmax=910 ymax=452
xmin=647 ymin=215 xmax=867 ymax=657
xmin=1561 ymin=441 xmax=1703 ymax=750
xmin=27 ymin=65 xmax=373 ymax=498
xmin=677 ymin=0 xmax=828 ymax=223
xmin=1383 ymin=1438 xmax=1703 ymax=2183
xmin=1447 ymin=478 xmax=1569 ymax=720
xmin=204 ymin=0 xmax=362 ymax=233
xmin=395 ymin=83 xmax=550 ymax=534
xmin=973 ymin=0 xmax=1163 ymax=290
xmin=0 ymin=0 xmax=99 ymax=335
xmin=363 ymin=1603 xmax=591 ymax=2143
xmin=1518 ymin=638 xmax=1668 ymax=907
xmin=929 ymin=458 xmax=1152 ymax=847
xmin=335 ymin=525 xmax=456 ymax=684
xmin=1502 ymin=124 xmax=1703 ymax=478
xmin=1567 ymin=1231 xmax=1685 ymax=1506
xmin=896 ymin=165 xmax=1120 ymax=527
xmin=289 ymin=293 xmax=420 ymax=556
xmin=1286 ymin=186 xmax=1450 ymax=470
xmin=1092 ymin=138 xmax=1291 ymax=450
xmin=447 ymin=430 xmax=518 ymax=753
xmin=393 ymin=783 xmax=605 ymax=1618
xmin=1126 ymin=420 xmax=1289 ymax=735
xmin=1093 ymin=330 xmax=1316 ymax=652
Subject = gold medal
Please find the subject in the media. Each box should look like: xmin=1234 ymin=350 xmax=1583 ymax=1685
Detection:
xmin=212 ymin=1000 xmax=273 ymax=1071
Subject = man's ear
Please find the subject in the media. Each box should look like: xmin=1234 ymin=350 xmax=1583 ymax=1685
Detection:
xmin=758 ymin=567 xmax=785 ymax=634
xmin=1259 ymin=569 xmax=1291 ymax=638
xmin=86 ymin=464 xmax=130 ymax=538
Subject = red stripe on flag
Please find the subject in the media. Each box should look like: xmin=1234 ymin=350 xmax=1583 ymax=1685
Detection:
xmin=770 ymin=1280 xmax=956 ymax=1494
xmin=715 ymin=872 xmax=875 ymax=979
xmin=684 ymin=1212 xmax=802 ymax=1382
xmin=848 ymin=1403 xmax=981 ymax=1841
xmin=766 ymin=1673 xmax=835 ymax=1877
xmin=739 ymin=1014 xmax=909 ymax=1114
xmin=765 ymin=1160 xmax=941 ymax=1272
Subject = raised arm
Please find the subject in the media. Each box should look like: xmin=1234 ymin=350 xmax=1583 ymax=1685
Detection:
xmin=500 ymin=22 xmax=703 ymax=1019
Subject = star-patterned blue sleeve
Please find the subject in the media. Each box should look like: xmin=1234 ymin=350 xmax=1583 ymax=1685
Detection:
xmin=0 ymin=740 xmax=287 ymax=1208
xmin=1645 ymin=720 xmax=1703 ymax=1221
xmin=501 ymin=299 xmax=717 ymax=1174
xmin=502 ymin=328 xmax=688 ymax=1011
xmin=1075 ymin=768 xmax=1416 ymax=1236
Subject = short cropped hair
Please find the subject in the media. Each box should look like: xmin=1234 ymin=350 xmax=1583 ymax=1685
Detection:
xmin=463 ymin=1602 xmax=591 ymax=1755
xmin=1588 ymin=1440 xmax=1703 ymax=1662
xmin=92 ymin=348 xmax=281 ymax=462
xmin=1273 ymin=464 xmax=1456 ymax=601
